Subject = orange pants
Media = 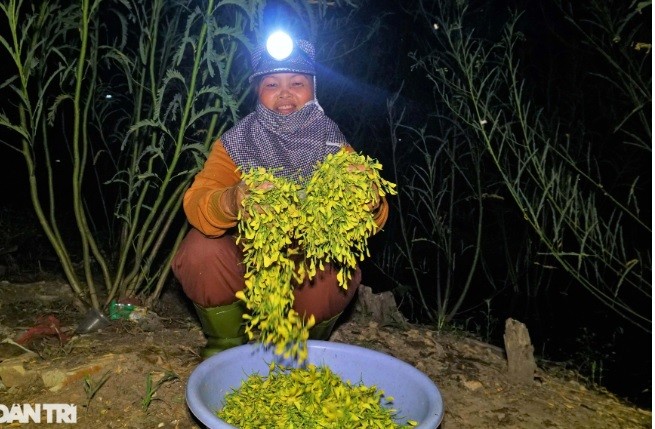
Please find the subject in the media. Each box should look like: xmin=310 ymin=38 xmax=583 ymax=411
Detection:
xmin=171 ymin=228 xmax=360 ymax=323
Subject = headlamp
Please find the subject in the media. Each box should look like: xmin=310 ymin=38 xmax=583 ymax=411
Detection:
xmin=249 ymin=33 xmax=315 ymax=83
xmin=266 ymin=31 xmax=294 ymax=61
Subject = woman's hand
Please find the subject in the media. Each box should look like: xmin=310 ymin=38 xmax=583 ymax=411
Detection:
xmin=239 ymin=181 xmax=275 ymax=218
xmin=213 ymin=181 xmax=248 ymax=220
xmin=233 ymin=181 xmax=249 ymax=213
xmin=347 ymin=164 xmax=380 ymax=212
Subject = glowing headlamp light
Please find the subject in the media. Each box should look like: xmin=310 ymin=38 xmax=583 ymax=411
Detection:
xmin=266 ymin=31 xmax=294 ymax=61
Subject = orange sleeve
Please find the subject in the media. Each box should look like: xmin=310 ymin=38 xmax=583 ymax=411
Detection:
xmin=372 ymin=196 xmax=389 ymax=231
xmin=183 ymin=139 xmax=241 ymax=237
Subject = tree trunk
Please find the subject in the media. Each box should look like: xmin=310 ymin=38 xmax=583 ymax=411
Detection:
xmin=503 ymin=318 xmax=537 ymax=384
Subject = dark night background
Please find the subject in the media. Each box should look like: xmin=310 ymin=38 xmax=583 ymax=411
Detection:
xmin=0 ymin=0 xmax=651 ymax=410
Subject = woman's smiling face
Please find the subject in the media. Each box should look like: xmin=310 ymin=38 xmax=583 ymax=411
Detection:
xmin=257 ymin=73 xmax=314 ymax=115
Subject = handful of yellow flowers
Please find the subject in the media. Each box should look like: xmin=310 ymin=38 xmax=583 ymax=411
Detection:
xmin=236 ymin=150 xmax=397 ymax=361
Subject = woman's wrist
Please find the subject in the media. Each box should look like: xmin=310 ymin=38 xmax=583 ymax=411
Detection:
xmin=209 ymin=187 xmax=239 ymax=221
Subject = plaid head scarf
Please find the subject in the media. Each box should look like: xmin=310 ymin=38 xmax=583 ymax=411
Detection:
xmin=221 ymin=100 xmax=346 ymax=182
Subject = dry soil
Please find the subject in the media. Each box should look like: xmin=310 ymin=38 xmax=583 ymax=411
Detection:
xmin=0 ymin=280 xmax=650 ymax=428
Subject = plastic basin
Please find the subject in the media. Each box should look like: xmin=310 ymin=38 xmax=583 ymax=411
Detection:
xmin=186 ymin=340 xmax=444 ymax=428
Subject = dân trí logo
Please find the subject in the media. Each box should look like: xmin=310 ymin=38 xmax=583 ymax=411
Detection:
xmin=0 ymin=403 xmax=77 ymax=424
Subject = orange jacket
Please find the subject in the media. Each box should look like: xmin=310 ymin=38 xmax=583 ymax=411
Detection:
xmin=183 ymin=139 xmax=390 ymax=237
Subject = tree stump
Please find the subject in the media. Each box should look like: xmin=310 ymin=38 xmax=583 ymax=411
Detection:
xmin=503 ymin=318 xmax=537 ymax=384
xmin=353 ymin=285 xmax=407 ymax=327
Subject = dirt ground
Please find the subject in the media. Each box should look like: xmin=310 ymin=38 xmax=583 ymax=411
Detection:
xmin=0 ymin=280 xmax=651 ymax=429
